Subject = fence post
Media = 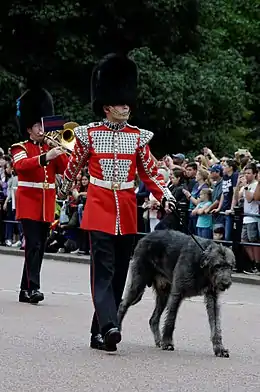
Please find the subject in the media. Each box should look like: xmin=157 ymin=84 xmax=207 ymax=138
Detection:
xmin=177 ymin=202 xmax=189 ymax=234
xmin=232 ymin=206 xmax=244 ymax=272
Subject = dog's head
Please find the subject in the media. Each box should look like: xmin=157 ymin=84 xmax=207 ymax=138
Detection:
xmin=200 ymin=243 xmax=235 ymax=292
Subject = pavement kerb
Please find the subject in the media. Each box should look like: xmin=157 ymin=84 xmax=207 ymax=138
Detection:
xmin=0 ymin=246 xmax=90 ymax=264
xmin=0 ymin=246 xmax=260 ymax=286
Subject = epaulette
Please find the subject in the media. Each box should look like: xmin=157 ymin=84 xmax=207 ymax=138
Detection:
xmin=10 ymin=141 xmax=28 ymax=153
xmin=74 ymin=125 xmax=90 ymax=147
xmin=139 ymin=129 xmax=154 ymax=148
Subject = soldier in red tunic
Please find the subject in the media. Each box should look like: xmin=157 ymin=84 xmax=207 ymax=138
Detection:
xmin=59 ymin=54 xmax=175 ymax=351
xmin=11 ymin=87 xmax=69 ymax=304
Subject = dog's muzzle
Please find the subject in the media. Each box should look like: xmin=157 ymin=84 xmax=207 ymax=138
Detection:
xmin=218 ymin=281 xmax=232 ymax=291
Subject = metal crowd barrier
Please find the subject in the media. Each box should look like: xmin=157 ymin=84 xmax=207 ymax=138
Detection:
xmin=0 ymin=199 xmax=259 ymax=272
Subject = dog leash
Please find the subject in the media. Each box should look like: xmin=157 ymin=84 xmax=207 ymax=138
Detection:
xmin=171 ymin=206 xmax=206 ymax=253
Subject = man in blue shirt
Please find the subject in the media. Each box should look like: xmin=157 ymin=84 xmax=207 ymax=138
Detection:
xmin=212 ymin=160 xmax=239 ymax=240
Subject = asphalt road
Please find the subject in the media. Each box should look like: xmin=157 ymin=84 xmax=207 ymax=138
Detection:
xmin=0 ymin=255 xmax=259 ymax=392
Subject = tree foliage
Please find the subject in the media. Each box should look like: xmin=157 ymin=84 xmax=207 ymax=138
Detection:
xmin=0 ymin=0 xmax=259 ymax=157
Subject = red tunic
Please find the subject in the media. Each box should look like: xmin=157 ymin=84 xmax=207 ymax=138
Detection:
xmin=61 ymin=121 xmax=173 ymax=235
xmin=11 ymin=140 xmax=69 ymax=222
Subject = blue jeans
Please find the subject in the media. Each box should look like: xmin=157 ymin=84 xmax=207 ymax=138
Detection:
xmin=188 ymin=212 xmax=197 ymax=235
xmin=78 ymin=204 xmax=84 ymax=225
xmin=197 ymin=227 xmax=213 ymax=239
xmin=224 ymin=215 xmax=233 ymax=241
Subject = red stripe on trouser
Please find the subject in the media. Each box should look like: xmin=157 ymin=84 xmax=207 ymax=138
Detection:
xmin=88 ymin=232 xmax=100 ymax=326
xmin=24 ymin=238 xmax=30 ymax=290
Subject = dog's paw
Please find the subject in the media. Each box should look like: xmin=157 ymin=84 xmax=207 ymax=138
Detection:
xmin=214 ymin=346 xmax=229 ymax=358
xmin=161 ymin=342 xmax=175 ymax=351
xmin=155 ymin=340 xmax=161 ymax=348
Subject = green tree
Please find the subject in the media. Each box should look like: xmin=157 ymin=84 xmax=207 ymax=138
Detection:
xmin=0 ymin=0 xmax=259 ymax=157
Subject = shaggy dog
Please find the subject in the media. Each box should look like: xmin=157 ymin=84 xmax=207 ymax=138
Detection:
xmin=118 ymin=230 xmax=235 ymax=357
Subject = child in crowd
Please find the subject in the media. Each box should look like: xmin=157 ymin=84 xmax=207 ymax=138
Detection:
xmin=213 ymin=224 xmax=225 ymax=241
xmin=192 ymin=188 xmax=213 ymax=239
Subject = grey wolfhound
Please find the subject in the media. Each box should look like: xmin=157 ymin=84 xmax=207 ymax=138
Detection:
xmin=118 ymin=230 xmax=235 ymax=357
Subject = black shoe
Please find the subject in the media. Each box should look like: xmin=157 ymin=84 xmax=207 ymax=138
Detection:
xmin=30 ymin=290 xmax=44 ymax=304
xmin=19 ymin=290 xmax=44 ymax=304
xmin=90 ymin=334 xmax=106 ymax=350
xmin=19 ymin=290 xmax=31 ymax=303
xmin=104 ymin=328 xmax=121 ymax=352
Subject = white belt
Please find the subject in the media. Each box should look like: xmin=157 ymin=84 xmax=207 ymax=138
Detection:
xmin=18 ymin=181 xmax=55 ymax=190
xmin=90 ymin=175 xmax=134 ymax=191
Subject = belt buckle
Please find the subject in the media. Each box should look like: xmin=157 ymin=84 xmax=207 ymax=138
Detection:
xmin=111 ymin=181 xmax=120 ymax=191
xmin=43 ymin=182 xmax=49 ymax=190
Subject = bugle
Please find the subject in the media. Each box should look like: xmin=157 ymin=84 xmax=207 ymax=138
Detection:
xmin=45 ymin=121 xmax=79 ymax=154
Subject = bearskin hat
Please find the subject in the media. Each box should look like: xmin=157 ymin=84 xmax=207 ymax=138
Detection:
xmin=16 ymin=87 xmax=54 ymax=137
xmin=91 ymin=53 xmax=138 ymax=117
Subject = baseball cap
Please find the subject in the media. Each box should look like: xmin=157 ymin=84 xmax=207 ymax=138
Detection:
xmin=209 ymin=164 xmax=223 ymax=175
xmin=172 ymin=153 xmax=185 ymax=161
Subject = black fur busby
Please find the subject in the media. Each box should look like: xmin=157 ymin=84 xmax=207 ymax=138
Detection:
xmin=16 ymin=87 xmax=54 ymax=137
xmin=91 ymin=53 xmax=138 ymax=117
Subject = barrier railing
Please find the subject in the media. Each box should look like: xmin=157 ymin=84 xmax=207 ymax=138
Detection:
xmin=0 ymin=199 xmax=259 ymax=272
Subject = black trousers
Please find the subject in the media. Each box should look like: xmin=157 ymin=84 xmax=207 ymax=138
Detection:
xmin=20 ymin=219 xmax=50 ymax=291
xmin=89 ymin=230 xmax=134 ymax=337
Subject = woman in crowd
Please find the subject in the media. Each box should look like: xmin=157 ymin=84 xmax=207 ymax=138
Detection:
xmin=72 ymin=172 xmax=89 ymax=225
xmin=3 ymin=162 xmax=23 ymax=247
xmin=70 ymin=171 xmax=89 ymax=254
xmin=155 ymin=168 xmax=188 ymax=231
xmin=183 ymin=168 xmax=210 ymax=234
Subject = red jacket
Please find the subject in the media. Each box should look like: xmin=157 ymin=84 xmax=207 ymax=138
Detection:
xmin=11 ymin=139 xmax=68 ymax=222
xmin=61 ymin=121 xmax=172 ymax=235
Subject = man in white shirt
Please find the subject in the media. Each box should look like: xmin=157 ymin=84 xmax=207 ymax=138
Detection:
xmin=240 ymin=163 xmax=260 ymax=274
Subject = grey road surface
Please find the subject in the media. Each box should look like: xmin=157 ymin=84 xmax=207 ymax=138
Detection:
xmin=0 ymin=255 xmax=259 ymax=392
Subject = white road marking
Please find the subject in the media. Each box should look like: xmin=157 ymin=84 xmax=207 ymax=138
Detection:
xmin=0 ymin=288 xmax=259 ymax=307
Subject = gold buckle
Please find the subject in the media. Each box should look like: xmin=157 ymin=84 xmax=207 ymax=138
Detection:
xmin=111 ymin=182 xmax=120 ymax=191
xmin=43 ymin=182 xmax=49 ymax=190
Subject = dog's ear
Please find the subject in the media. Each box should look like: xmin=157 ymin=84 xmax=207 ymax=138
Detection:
xmin=200 ymin=244 xmax=214 ymax=268
xmin=223 ymin=246 xmax=236 ymax=268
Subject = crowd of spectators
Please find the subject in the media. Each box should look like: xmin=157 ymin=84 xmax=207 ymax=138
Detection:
xmin=0 ymin=145 xmax=260 ymax=275
xmin=136 ymin=147 xmax=260 ymax=275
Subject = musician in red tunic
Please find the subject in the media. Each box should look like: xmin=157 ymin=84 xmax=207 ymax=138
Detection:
xmin=11 ymin=87 xmax=68 ymax=304
xmin=59 ymin=54 xmax=175 ymax=351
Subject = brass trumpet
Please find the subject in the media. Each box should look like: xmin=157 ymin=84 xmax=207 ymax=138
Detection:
xmin=45 ymin=121 xmax=79 ymax=154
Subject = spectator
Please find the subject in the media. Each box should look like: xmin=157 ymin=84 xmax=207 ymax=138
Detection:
xmin=183 ymin=167 xmax=209 ymax=234
xmin=155 ymin=168 xmax=188 ymax=231
xmin=0 ymin=149 xmax=6 ymax=183
xmin=239 ymin=163 xmax=260 ymax=274
xmin=253 ymin=171 xmax=260 ymax=202
xmin=192 ymin=188 xmax=213 ymax=239
xmin=135 ymin=178 xmax=150 ymax=233
xmin=220 ymin=156 xmax=229 ymax=166
xmin=205 ymin=164 xmax=224 ymax=226
xmin=213 ymin=224 xmax=225 ymax=241
xmin=142 ymin=168 xmax=168 ymax=232
xmin=194 ymin=154 xmax=208 ymax=169
xmin=72 ymin=173 xmax=89 ymax=225
xmin=185 ymin=162 xmax=198 ymax=192
xmin=3 ymin=163 xmax=23 ymax=247
xmin=172 ymin=153 xmax=186 ymax=168
xmin=202 ymin=147 xmax=219 ymax=166
xmin=212 ymin=159 xmax=239 ymax=240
